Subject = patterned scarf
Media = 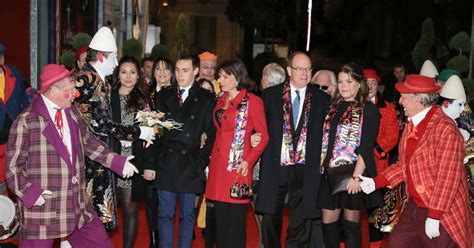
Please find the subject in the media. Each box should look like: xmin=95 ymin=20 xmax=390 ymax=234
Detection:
xmin=281 ymin=81 xmax=312 ymax=166
xmin=320 ymin=100 xmax=364 ymax=173
xmin=227 ymin=92 xmax=250 ymax=171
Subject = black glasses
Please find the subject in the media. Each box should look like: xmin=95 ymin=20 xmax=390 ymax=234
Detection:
xmin=289 ymin=66 xmax=312 ymax=74
xmin=314 ymin=83 xmax=329 ymax=91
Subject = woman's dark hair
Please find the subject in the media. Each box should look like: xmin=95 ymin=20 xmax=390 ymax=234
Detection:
xmin=149 ymin=57 xmax=176 ymax=91
xmin=197 ymin=78 xmax=215 ymax=93
xmin=113 ymin=55 xmax=149 ymax=113
xmin=331 ymin=62 xmax=368 ymax=108
xmin=214 ymin=59 xmax=250 ymax=90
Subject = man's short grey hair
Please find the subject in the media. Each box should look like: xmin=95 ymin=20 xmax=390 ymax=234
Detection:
xmin=313 ymin=70 xmax=337 ymax=86
xmin=262 ymin=63 xmax=286 ymax=87
xmin=415 ymin=93 xmax=439 ymax=107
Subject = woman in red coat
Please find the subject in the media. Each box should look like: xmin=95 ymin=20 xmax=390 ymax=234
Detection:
xmin=205 ymin=59 xmax=269 ymax=248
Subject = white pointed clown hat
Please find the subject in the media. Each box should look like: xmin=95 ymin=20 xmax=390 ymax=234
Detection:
xmin=440 ymin=75 xmax=466 ymax=101
xmin=89 ymin=27 xmax=117 ymax=52
xmin=419 ymin=60 xmax=439 ymax=78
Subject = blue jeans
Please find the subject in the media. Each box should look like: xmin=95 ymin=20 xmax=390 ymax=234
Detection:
xmin=158 ymin=189 xmax=196 ymax=248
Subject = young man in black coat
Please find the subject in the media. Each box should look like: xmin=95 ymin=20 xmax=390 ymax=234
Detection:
xmin=256 ymin=51 xmax=330 ymax=248
xmin=152 ymin=52 xmax=216 ymax=248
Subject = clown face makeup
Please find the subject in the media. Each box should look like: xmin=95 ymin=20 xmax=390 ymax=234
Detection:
xmin=442 ymin=99 xmax=466 ymax=120
xmin=96 ymin=52 xmax=118 ymax=76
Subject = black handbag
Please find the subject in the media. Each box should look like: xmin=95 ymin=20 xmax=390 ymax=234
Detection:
xmin=326 ymin=158 xmax=356 ymax=195
xmin=230 ymin=174 xmax=253 ymax=200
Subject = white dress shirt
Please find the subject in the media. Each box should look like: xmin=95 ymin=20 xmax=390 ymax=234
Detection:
xmin=409 ymin=106 xmax=432 ymax=127
xmin=41 ymin=95 xmax=72 ymax=162
xmin=180 ymin=85 xmax=192 ymax=103
xmin=290 ymin=84 xmax=307 ymax=127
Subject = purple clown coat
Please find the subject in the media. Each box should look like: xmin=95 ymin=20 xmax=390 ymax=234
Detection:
xmin=5 ymin=96 xmax=127 ymax=240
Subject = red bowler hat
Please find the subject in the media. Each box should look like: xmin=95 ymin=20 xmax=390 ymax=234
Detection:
xmin=395 ymin=74 xmax=440 ymax=94
xmin=363 ymin=69 xmax=381 ymax=82
xmin=39 ymin=64 xmax=75 ymax=93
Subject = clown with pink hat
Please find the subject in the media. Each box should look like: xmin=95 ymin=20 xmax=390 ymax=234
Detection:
xmin=5 ymin=62 xmax=139 ymax=248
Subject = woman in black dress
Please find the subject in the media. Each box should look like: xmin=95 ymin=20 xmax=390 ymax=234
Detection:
xmin=318 ymin=63 xmax=383 ymax=248
xmin=110 ymin=56 xmax=157 ymax=248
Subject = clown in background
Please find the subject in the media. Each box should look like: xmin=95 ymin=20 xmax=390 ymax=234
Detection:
xmin=441 ymin=75 xmax=474 ymax=212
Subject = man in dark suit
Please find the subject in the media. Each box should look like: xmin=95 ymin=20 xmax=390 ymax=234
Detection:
xmin=152 ymin=52 xmax=216 ymax=248
xmin=256 ymin=51 xmax=330 ymax=248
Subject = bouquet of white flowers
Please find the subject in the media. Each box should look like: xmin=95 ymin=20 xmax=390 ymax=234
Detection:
xmin=135 ymin=105 xmax=183 ymax=136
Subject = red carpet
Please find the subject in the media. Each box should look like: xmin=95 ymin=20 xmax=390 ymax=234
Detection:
xmin=110 ymin=204 xmax=264 ymax=248
xmin=110 ymin=204 xmax=372 ymax=248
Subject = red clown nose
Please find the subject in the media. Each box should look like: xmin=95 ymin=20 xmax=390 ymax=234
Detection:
xmin=72 ymin=90 xmax=81 ymax=99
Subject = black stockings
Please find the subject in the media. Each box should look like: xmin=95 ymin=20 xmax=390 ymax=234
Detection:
xmin=117 ymin=187 xmax=138 ymax=248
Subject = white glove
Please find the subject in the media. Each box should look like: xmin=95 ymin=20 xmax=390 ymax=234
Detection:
xmin=120 ymin=140 xmax=133 ymax=147
xmin=122 ymin=156 xmax=139 ymax=178
xmin=33 ymin=190 xmax=52 ymax=206
xmin=139 ymin=126 xmax=155 ymax=144
xmin=358 ymin=175 xmax=376 ymax=194
xmin=460 ymin=128 xmax=470 ymax=142
xmin=60 ymin=240 xmax=72 ymax=248
xmin=425 ymin=217 xmax=440 ymax=239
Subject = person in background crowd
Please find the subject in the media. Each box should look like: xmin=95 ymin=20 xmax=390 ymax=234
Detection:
xmin=260 ymin=62 xmax=286 ymax=90
xmin=142 ymin=56 xmax=154 ymax=84
xmin=110 ymin=56 xmax=158 ymax=248
xmin=318 ymin=63 xmax=382 ymax=248
xmin=437 ymin=69 xmax=460 ymax=87
xmin=0 ymin=42 xmax=29 ymax=191
xmin=151 ymin=52 xmax=216 ymax=248
xmin=359 ymin=74 xmax=473 ymax=248
xmin=249 ymin=61 xmax=286 ymax=248
xmin=199 ymin=51 xmax=220 ymax=94
xmin=75 ymin=45 xmax=88 ymax=71
xmin=419 ymin=60 xmax=439 ymax=79
xmin=195 ymin=77 xmax=216 ymax=248
xmin=150 ymin=57 xmax=176 ymax=105
xmin=439 ymin=75 xmax=470 ymax=141
xmin=147 ymin=57 xmax=177 ymax=248
xmin=0 ymin=41 xmax=30 ymax=247
xmin=308 ymin=68 xmax=338 ymax=248
xmin=6 ymin=63 xmax=138 ymax=248
xmin=75 ymin=27 xmax=155 ymax=232
xmin=311 ymin=69 xmax=337 ymax=97
xmin=382 ymin=64 xmax=406 ymax=104
xmin=439 ymin=74 xmax=474 ymax=214
xmin=205 ymin=58 xmax=269 ymax=248
xmin=364 ymin=69 xmax=399 ymax=248
xmin=256 ymin=51 xmax=331 ymax=248
xmin=198 ymin=78 xmax=215 ymax=94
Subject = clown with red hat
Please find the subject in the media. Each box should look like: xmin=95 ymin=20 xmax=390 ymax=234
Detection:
xmin=359 ymin=74 xmax=473 ymax=248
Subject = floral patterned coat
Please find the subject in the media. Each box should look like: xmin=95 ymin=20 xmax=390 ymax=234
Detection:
xmin=74 ymin=63 xmax=140 ymax=231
